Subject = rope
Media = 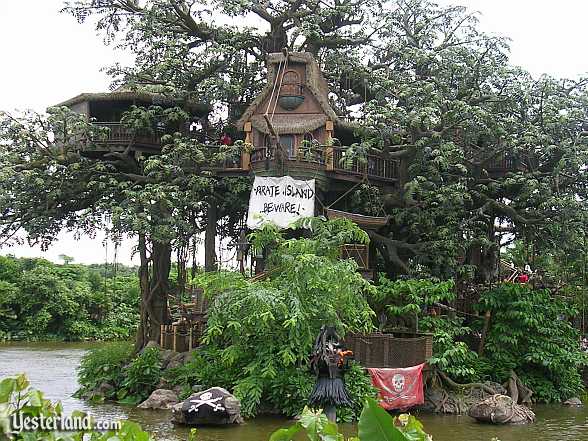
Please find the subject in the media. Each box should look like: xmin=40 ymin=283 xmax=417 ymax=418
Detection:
xmin=264 ymin=57 xmax=284 ymax=116
xmin=270 ymin=53 xmax=288 ymax=121
xmin=326 ymin=180 xmax=363 ymax=209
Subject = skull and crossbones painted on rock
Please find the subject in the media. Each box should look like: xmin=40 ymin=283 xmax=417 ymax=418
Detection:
xmin=187 ymin=392 xmax=226 ymax=413
xmin=392 ymin=373 xmax=405 ymax=392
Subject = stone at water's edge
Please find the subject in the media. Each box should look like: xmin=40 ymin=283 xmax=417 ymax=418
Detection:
xmin=563 ymin=397 xmax=583 ymax=406
xmin=172 ymin=387 xmax=243 ymax=425
xmin=138 ymin=389 xmax=179 ymax=410
xmin=468 ymin=394 xmax=535 ymax=424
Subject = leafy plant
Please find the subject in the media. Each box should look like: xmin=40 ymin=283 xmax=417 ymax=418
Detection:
xmin=477 ymin=283 xmax=588 ymax=402
xmin=1 ymin=374 xmax=152 ymax=441
xmin=371 ymin=277 xmax=455 ymax=324
xmin=75 ymin=342 xmax=133 ymax=401
xmin=118 ymin=347 xmax=162 ymax=405
xmin=195 ymin=219 xmax=375 ymax=417
xmin=269 ymin=398 xmax=432 ymax=441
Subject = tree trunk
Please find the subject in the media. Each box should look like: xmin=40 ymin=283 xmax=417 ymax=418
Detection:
xmin=205 ymin=202 xmax=217 ymax=272
xmin=134 ymin=233 xmax=150 ymax=351
xmin=467 ymin=221 xmax=499 ymax=283
xmin=134 ymin=234 xmax=172 ymax=350
xmin=149 ymin=240 xmax=171 ymax=344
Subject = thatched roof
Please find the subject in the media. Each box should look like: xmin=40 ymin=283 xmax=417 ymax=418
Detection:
xmin=237 ymin=52 xmax=340 ymax=133
xmin=250 ymin=114 xmax=329 ymax=135
xmin=54 ymin=90 xmax=210 ymax=116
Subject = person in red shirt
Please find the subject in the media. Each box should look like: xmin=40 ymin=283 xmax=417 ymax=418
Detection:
xmin=220 ymin=133 xmax=232 ymax=145
xmin=518 ymin=273 xmax=529 ymax=283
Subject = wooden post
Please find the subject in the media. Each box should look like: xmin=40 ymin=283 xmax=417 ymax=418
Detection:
xmin=160 ymin=325 xmax=164 ymax=348
xmin=325 ymin=120 xmax=334 ymax=171
xmin=243 ymin=121 xmax=252 ymax=170
xmin=204 ymin=202 xmax=217 ymax=272
xmin=173 ymin=325 xmax=177 ymax=352
xmin=189 ymin=326 xmax=193 ymax=351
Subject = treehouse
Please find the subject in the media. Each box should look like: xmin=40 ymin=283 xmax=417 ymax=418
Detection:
xmin=55 ymin=89 xmax=209 ymax=156
xmin=235 ymin=52 xmax=400 ymax=195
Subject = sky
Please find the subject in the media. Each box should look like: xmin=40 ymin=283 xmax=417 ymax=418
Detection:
xmin=1 ymin=0 xmax=587 ymax=265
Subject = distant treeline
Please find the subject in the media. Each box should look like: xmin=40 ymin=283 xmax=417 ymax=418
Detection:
xmin=0 ymin=255 xmax=140 ymax=341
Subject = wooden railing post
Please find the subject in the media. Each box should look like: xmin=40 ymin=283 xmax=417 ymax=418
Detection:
xmin=325 ymin=121 xmax=334 ymax=171
xmin=243 ymin=121 xmax=252 ymax=170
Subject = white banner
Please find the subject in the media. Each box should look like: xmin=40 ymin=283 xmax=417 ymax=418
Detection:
xmin=247 ymin=176 xmax=315 ymax=229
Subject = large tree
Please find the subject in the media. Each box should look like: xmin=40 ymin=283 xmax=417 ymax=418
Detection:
xmin=1 ymin=0 xmax=587 ymax=347
xmin=60 ymin=0 xmax=588 ymax=279
xmin=0 ymin=106 xmax=249 ymax=347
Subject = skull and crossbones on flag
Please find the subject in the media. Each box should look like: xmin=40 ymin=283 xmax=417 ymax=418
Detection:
xmin=368 ymin=364 xmax=425 ymax=410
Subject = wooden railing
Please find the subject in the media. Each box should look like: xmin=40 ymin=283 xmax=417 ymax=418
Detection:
xmin=331 ymin=147 xmax=399 ymax=180
xmin=251 ymin=145 xmax=399 ymax=181
xmin=486 ymin=153 xmax=519 ymax=171
xmin=250 ymin=145 xmax=325 ymax=165
xmin=91 ymin=122 xmax=162 ymax=149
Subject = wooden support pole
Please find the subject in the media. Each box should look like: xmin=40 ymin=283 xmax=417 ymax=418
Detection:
xmin=243 ymin=121 xmax=252 ymax=170
xmin=325 ymin=120 xmax=334 ymax=171
xmin=173 ymin=325 xmax=177 ymax=352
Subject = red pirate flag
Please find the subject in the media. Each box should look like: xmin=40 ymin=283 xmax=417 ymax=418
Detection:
xmin=368 ymin=363 xmax=425 ymax=410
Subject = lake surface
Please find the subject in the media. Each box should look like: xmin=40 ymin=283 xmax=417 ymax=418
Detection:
xmin=1 ymin=342 xmax=587 ymax=440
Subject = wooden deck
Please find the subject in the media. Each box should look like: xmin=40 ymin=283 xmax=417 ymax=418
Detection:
xmin=85 ymin=123 xmax=521 ymax=182
xmin=88 ymin=122 xmax=162 ymax=153
xmin=249 ymin=145 xmax=400 ymax=184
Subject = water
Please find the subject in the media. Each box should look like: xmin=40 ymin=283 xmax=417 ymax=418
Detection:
xmin=1 ymin=342 xmax=587 ymax=441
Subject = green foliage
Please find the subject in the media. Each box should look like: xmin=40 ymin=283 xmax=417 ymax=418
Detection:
xmin=191 ymin=220 xmax=375 ymax=417
xmin=372 ymin=277 xmax=455 ymax=321
xmin=77 ymin=344 xmax=161 ymax=405
xmin=118 ymin=347 xmax=162 ymax=405
xmin=372 ymin=277 xmax=479 ymax=382
xmin=0 ymin=374 xmax=152 ymax=441
xmin=421 ymin=315 xmax=480 ymax=382
xmin=335 ymin=363 xmax=379 ymax=423
xmin=249 ymin=217 xmax=370 ymax=264
xmin=75 ymin=342 xmax=134 ymax=401
xmin=477 ymin=283 xmax=588 ymax=402
xmin=0 ymin=256 xmax=140 ymax=341
xmin=269 ymin=398 xmax=432 ymax=441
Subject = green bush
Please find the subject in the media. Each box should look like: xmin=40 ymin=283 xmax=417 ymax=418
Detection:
xmin=118 ymin=347 xmax=162 ymax=404
xmin=477 ymin=283 xmax=588 ymax=402
xmin=75 ymin=341 xmax=134 ymax=400
xmin=188 ymin=219 xmax=376 ymax=418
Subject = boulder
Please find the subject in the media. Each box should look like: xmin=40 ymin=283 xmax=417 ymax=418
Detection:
xmin=138 ymin=389 xmax=179 ymax=410
xmin=160 ymin=349 xmax=178 ymax=369
xmin=468 ymin=394 xmax=535 ymax=424
xmin=564 ymin=397 xmax=583 ymax=406
xmin=141 ymin=341 xmax=160 ymax=352
xmin=166 ymin=352 xmax=192 ymax=370
xmin=84 ymin=382 xmax=114 ymax=400
xmin=171 ymin=402 xmax=186 ymax=424
xmin=172 ymin=387 xmax=243 ymax=425
xmin=191 ymin=384 xmax=205 ymax=393
xmin=96 ymin=382 xmax=115 ymax=396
